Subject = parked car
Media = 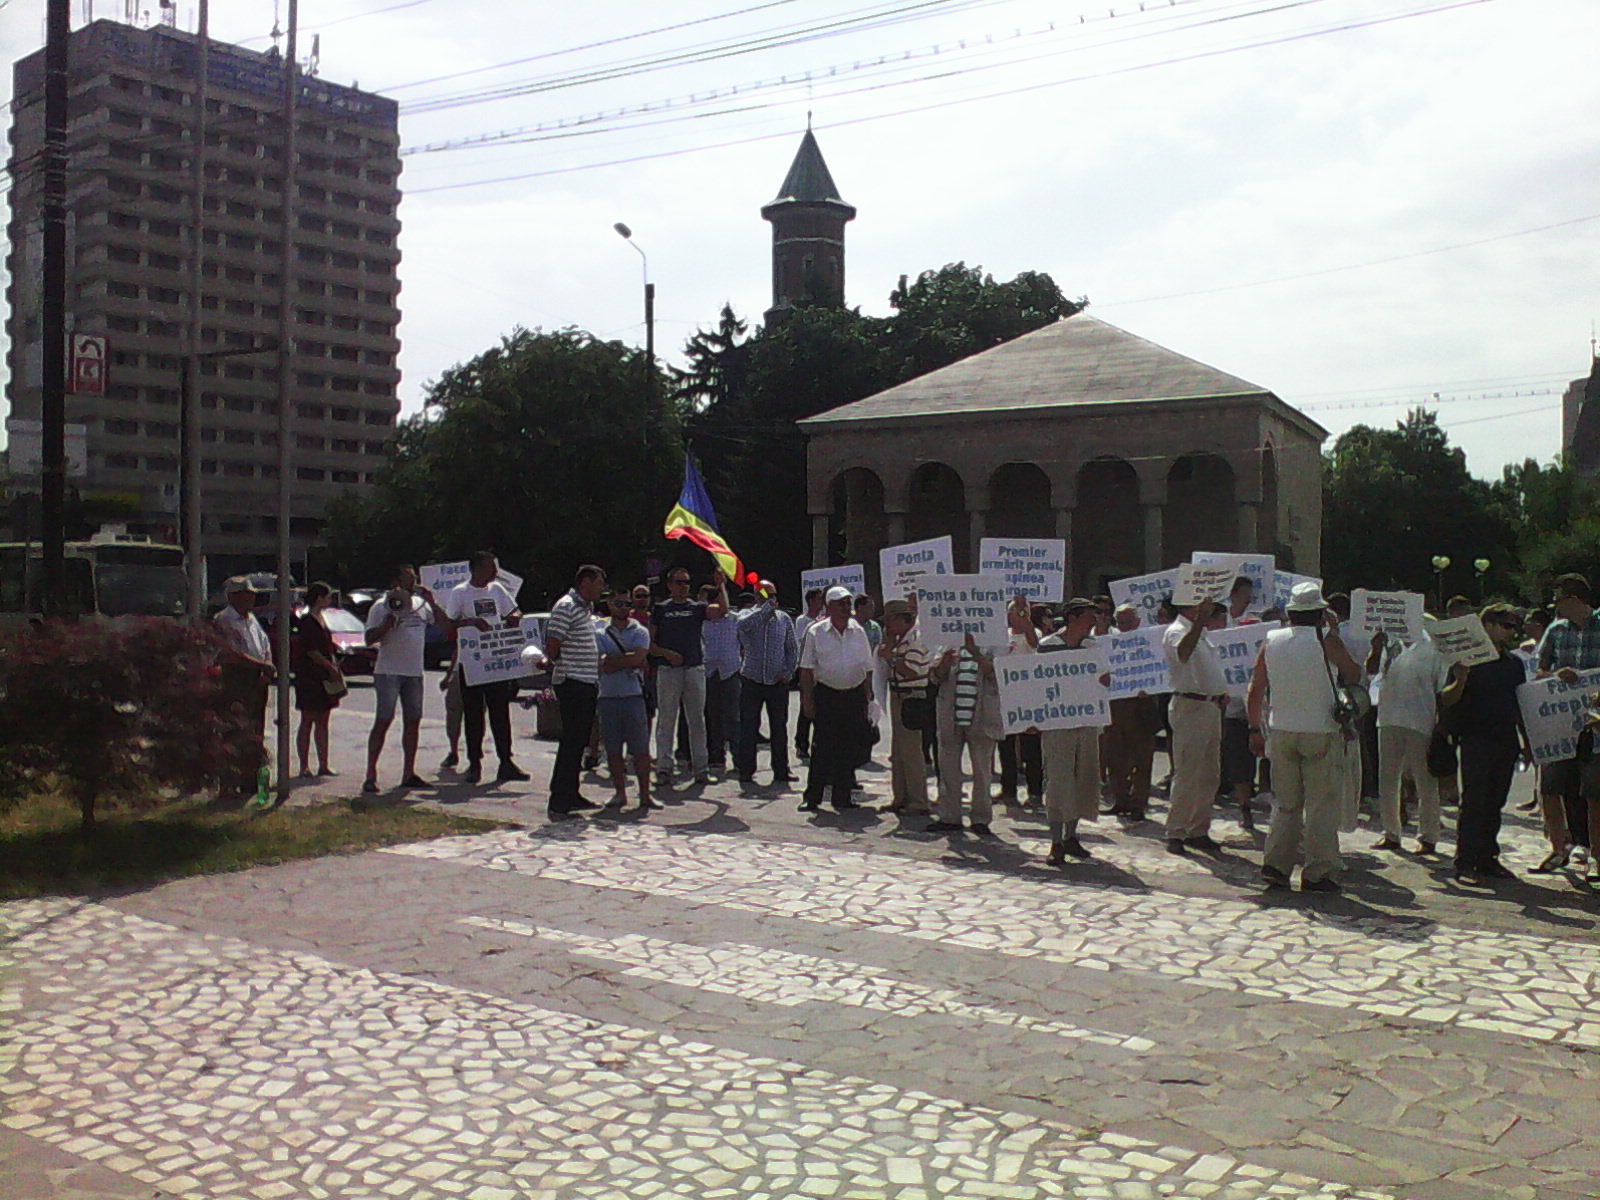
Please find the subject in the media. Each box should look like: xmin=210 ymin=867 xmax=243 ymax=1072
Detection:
xmin=321 ymin=606 xmax=377 ymax=675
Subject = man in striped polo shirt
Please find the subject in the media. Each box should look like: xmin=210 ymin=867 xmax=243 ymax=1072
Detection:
xmin=545 ymin=564 xmax=607 ymax=818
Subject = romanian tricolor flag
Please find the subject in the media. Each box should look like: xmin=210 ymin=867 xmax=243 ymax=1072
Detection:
xmin=663 ymin=454 xmax=743 ymax=581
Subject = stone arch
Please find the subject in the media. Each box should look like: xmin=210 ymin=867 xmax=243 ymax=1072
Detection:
xmin=986 ymin=462 xmax=1053 ymax=540
xmin=906 ymin=461 xmax=969 ymax=571
xmin=1074 ymin=457 xmax=1141 ymax=594
xmin=828 ymin=466 xmax=888 ymax=569
xmin=1259 ymin=444 xmax=1280 ymax=558
xmin=1164 ymin=453 xmax=1237 ymax=564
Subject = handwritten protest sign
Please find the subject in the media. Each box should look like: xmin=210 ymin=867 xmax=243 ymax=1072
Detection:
xmin=1172 ymin=562 xmax=1237 ymax=608
xmin=978 ymin=538 xmax=1066 ymax=603
xmin=1110 ymin=568 xmax=1179 ymax=622
xmin=1352 ymin=589 xmax=1426 ymax=643
xmin=420 ymin=561 xmax=525 ymax=604
xmin=1193 ymin=551 xmax=1275 ymax=613
xmin=1427 ymin=614 xmax=1498 ymax=668
xmin=997 ymin=645 xmax=1111 ymax=734
xmin=801 ymin=564 xmax=866 ymax=600
xmin=915 ymin=574 xmax=1009 ymax=649
xmin=1105 ymin=626 xmax=1172 ymax=698
xmin=1518 ymin=669 xmax=1600 ymax=765
xmin=1273 ymin=571 xmax=1322 ymax=612
xmin=457 ymin=622 xmax=543 ymax=686
xmin=1208 ymin=624 xmax=1270 ymax=700
xmin=879 ymin=536 xmax=954 ymax=600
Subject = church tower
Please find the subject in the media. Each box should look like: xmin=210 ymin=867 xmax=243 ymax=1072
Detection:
xmin=761 ymin=128 xmax=856 ymax=324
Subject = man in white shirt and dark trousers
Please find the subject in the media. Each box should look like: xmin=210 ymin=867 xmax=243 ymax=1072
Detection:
xmin=799 ymin=586 xmax=875 ymax=813
xmin=545 ymin=564 xmax=607 ymax=817
xmin=1162 ymin=596 xmax=1228 ymax=855
xmin=444 ymin=551 xmax=527 ymax=785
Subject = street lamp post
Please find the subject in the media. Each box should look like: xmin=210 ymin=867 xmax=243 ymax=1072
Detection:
xmin=612 ymin=223 xmax=656 ymax=423
xmin=1474 ymin=557 xmax=1491 ymax=603
xmin=1431 ymin=555 xmax=1451 ymax=613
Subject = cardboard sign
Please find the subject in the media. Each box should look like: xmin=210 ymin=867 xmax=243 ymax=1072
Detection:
xmin=1518 ymin=669 xmax=1600 ymax=765
xmin=420 ymin=561 xmax=525 ymax=604
xmin=915 ymin=574 xmax=1010 ymax=650
xmin=1428 ymin=615 xmax=1498 ymax=668
xmin=1105 ymin=626 xmax=1172 ymax=698
xmin=1352 ymin=589 xmax=1426 ymax=643
xmin=1273 ymin=571 xmax=1322 ymax=613
xmin=1208 ymin=624 xmax=1270 ymax=700
xmin=1193 ymin=551 xmax=1275 ymax=614
xmin=879 ymin=536 xmax=954 ymax=600
xmin=1172 ymin=562 xmax=1237 ymax=608
xmin=978 ymin=538 xmax=1066 ymax=603
xmin=801 ymin=564 xmax=866 ymax=601
xmin=457 ymin=622 xmax=543 ymax=686
xmin=997 ymin=645 xmax=1111 ymax=734
xmin=1109 ymin=568 xmax=1179 ymax=623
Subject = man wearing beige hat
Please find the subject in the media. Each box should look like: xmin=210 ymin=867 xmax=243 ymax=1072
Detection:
xmin=1248 ymin=580 xmax=1363 ymax=893
xmin=879 ymin=599 xmax=932 ymax=815
xmin=1038 ymin=597 xmax=1107 ymax=863
xmin=214 ymin=576 xmax=275 ymax=798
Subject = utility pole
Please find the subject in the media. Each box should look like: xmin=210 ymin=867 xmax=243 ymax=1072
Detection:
xmin=182 ymin=0 xmax=210 ymax=617
xmin=274 ymin=0 xmax=299 ymax=804
xmin=39 ymin=0 xmax=71 ymax=616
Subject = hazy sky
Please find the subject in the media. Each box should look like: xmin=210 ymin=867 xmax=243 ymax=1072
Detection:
xmin=4 ymin=0 xmax=1597 ymax=479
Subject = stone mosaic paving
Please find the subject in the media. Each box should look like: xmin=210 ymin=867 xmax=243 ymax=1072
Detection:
xmin=391 ymin=826 xmax=1600 ymax=1048
xmin=0 ymin=899 xmax=1402 ymax=1200
xmin=459 ymin=915 xmax=1155 ymax=1052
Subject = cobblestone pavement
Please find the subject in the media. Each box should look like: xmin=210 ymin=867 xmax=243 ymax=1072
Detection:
xmin=4 ymin=686 xmax=1599 ymax=1199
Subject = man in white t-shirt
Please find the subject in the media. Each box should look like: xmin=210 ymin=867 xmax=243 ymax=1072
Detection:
xmin=445 ymin=550 xmax=525 ymax=784
xmin=362 ymin=564 xmax=447 ymax=793
xmin=1371 ymin=630 xmax=1451 ymax=854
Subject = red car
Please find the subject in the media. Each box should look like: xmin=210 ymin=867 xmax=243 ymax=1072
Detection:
xmin=320 ymin=606 xmax=377 ymax=676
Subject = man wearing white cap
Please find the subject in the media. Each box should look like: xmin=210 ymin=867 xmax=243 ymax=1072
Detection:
xmin=1247 ymin=581 xmax=1363 ymax=892
xmin=214 ymin=575 xmax=275 ymax=798
xmin=798 ymin=585 xmax=875 ymax=812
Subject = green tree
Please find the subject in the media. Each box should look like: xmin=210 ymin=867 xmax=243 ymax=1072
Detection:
xmin=887 ymin=263 xmax=1086 ymax=378
xmin=324 ymin=328 xmax=678 ymax=606
xmin=1322 ymin=409 xmax=1515 ymax=602
xmin=1493 ymin=457 xmax=1600 ymax=599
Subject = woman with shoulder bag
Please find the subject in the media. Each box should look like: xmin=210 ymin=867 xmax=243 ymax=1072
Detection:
xmin=292 ymin=581 xmax=345 ymax=777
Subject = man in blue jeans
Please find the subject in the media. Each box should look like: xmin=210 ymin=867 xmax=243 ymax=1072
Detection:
xmin=735 ymin=580 xmax=800 ymax=786
xmin=545 ymin=564 xmax=607 ymax=818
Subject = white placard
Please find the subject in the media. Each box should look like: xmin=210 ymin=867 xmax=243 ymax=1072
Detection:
xmin=978 ymin=538 xmax=1067 ymax=604
xmin=1427 ymin=615 xmax=1498 ymax=668
xmin=879 ymin=536 xmax=954 ymax=600
xmin=1518 ymin=669 xmax=1600 ymax=765
xmin=997 ymin=646 xmax=1111 ymax=734
xmin=1172 ymin=562 xmax=1237 ymax=608
xmin=915 ymin=574 xmax=1010 ymax=650
xmin=457 ymin=622 xmax=544 ymax=686
xmin=1273 ymin=570 xmax=1322 ymax=613
xmin=800 ymin=564 xmax=866 ymax=600
xmin=1208 ymin=624 xmax=1270 ymax=700
xmin=1193 ymin=551 xmax=1275 ymax=613
xmin=1352 ymin=589 xmax=1426 ymax=643
xmin=420 ymin=561 xmax=525 ymax=604
xmin=1109 ymin=568 xmax=1179 ymax=623
xmin=1104 ymin=626 xmax=1172 ymax=699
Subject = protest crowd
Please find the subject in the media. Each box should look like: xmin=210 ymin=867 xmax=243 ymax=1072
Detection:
xmin=211 ymin=531 xmax=1600 ymax=897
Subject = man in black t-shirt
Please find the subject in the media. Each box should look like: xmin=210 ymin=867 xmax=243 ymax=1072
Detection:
xmin=650 ymin=566 xmax=728 ymax=786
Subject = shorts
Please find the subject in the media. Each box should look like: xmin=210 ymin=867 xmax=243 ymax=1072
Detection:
xmin=374 ymin=673 xmax=423 ymax=724
xmin=598 ymin=695 xmax=650 ymax=758
xmin=1221 ymin=717 xmax=1256 ymax=789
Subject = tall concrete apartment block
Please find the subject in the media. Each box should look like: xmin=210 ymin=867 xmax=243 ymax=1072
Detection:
xmin=5 ymin=19 xmax=400 ymax=573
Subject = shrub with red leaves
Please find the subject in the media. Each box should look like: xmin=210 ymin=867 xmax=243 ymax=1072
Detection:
xmin=0 ymin=619 xmax=251 ymax=831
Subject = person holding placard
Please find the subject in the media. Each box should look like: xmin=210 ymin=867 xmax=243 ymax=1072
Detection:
xmin=445 ymin=552 xmax=528 ymax=786
xmin=1247 ymin=582 xmax=1363 ymax=893
xmin=362 ymin=564 xmax=447 ymax=794
xmin=1533 ymin=575 xmax=1600 ymax=874
xmin=1445 ymin=604 xmax=1531 ymax=886
xmin=928 ymin=631 xmax=1003 ymax=835
xmin=1162 ymin=597 xmax=1228 ymax=855
xmin=997 ymin=595 xmax=1043 ymax=806
xmin=1372 ymin=630 xmax=1451 ymax=855
xmin=798 ymin=587 xmax=876 ymax=813
xmin=1038 ymin=597 xmax=1105 ymax=863
xmin=879 ymin=600 xmax=932 ymax=815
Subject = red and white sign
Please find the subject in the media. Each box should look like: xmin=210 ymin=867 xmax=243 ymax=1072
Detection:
xmin=70 ymin=334 xmax=107 ymax=395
